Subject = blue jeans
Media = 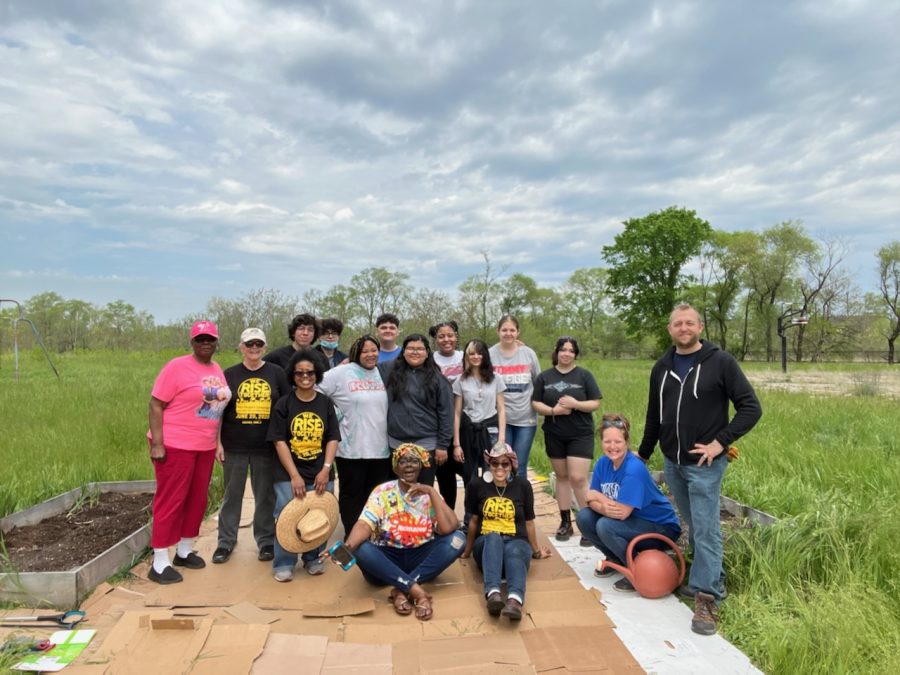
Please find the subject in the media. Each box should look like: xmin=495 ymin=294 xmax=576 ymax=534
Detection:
xmin=664 ymin=456 xmax=727 ymax=601
xmin=505 ymin=424 xmax=537 ymax=480
xmin=272 ymin=480 xmax=334 ymax=574
xmin=473 ymin=533 xmax=532 ymax=603
xmin=354 ymin=531 xmax=466 ymax=594
xmin=576 ymin=507 xmax=682 ymax=566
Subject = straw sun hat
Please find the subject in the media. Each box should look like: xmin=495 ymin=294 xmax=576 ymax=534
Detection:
xmin=275 ymin=492 xmax=340 ymax=553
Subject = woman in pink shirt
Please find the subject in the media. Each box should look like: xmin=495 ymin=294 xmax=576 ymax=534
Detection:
xmin=146 ymin=320 xmax=232 ymax=584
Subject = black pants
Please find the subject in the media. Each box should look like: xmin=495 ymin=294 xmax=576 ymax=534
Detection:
xmin=335 ymin=457 xmax=393 ymax=536
xmin=436 ymin=457 xmax=464 ymax=509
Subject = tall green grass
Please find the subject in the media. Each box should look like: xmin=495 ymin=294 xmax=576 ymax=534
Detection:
xmin=0 ymin=350 xmax=239 ymax=517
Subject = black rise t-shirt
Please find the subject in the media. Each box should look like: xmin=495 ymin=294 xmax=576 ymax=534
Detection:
xmin=221 ymin=362 xmax=290 ymax=453
xmin=266 ymin=392 xmax=340 ymax=483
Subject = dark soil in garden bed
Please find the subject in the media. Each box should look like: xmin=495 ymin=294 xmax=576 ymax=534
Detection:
xmin=1 ymin=492 xmax=153 ymax=573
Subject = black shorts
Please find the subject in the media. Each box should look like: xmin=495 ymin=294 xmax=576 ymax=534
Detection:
xmin=544 ymin=433 xmax=594 ymax=460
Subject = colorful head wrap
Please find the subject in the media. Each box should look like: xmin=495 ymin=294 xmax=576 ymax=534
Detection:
xmin=483 ymin=442 xmax=518 ymax=475
xmin=392 ymin=443 xmax=431 ymax=472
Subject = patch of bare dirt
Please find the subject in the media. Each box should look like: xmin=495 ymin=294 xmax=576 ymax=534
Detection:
xmin=2 ymin=492 xmax=153 ymax=573
xmin=749 ymin=369 xmax=900 ymax=398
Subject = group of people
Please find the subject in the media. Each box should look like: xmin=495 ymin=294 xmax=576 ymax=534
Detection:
xmin=146 ymin=303 xmax=761 ymax=635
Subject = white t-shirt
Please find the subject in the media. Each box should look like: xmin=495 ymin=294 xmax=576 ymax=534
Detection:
xmin=433 ymin=350 xmax=464 ymax=384
xmin=452 ymin=375 xmax=507 ymax=423
xmin=318 ymin=363 xmax=389 ymax=459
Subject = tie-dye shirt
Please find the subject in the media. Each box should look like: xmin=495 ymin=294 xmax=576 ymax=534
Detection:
xmin=359 ymin=480 xmax=437 ymax=548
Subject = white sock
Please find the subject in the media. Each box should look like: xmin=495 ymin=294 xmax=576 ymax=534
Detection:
xmin=176 ymin=538 xmax=194 ymax=558
xmin=508 ymin=592 xmax=523 ymax=604
xmin=153 ymin=548 xmax=171 ymax=573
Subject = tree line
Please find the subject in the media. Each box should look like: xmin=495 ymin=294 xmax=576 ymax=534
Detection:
xmin=3 ymin=206 xmax=899 ymax=364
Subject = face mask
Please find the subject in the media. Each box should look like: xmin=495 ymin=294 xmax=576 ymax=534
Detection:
xmin=319 ymin=339 xmax=339 ymax=350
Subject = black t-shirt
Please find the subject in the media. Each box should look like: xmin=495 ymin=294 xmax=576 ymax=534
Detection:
xmin=220 ymin=362 xmax=290 ymax=453
xmin=465 ymin=476 xmax=535 ymax=541
xmin=266 ymin=392 xmax=340 ymax=483
xmin=532 ymin=366 xmax=603 ymax=439
xmin=264 ymin=345 xmax=329 ymax=372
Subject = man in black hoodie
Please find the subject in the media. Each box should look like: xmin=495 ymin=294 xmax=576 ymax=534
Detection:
xmin=638 ymin=303 xmax=761 ymax=636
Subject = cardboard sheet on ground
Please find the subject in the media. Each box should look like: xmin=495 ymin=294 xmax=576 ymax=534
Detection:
xmin=521 ymin=625 xmax=644 ymax=673
xmin=225 ymin=602 xmax=279 ymax=624
xmin=303 ymin=597 xmax=375 ymax=617
xmin=322 ymin=642 xmax=392 ymax=673
xmin=190 ymin=624 xmax=270 ymax=674
xmin=251 ymin=634 xmax=327 ymax=674
xmin=393 ymin=633 xmax=533 ymax=673
xmin=105 ymin=617 xmax=213 ymax=674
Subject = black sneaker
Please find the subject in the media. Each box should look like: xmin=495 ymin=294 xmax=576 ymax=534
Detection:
xmin=212 ymin=547 xmax=232 ymax=564
xmin=148 ymin=565 xmax=183 ymax=585
xmin=579 ymin=536 xmax=593 ymax=547
xmin=691 ymin=592 xmax=719 ymax=635
xmin=173 ymin=552 xmax=206 ymax=569
xmin=613 ymin=577 xmax=636 ymax=592
xmin=594 ymin=558 xmax=622 ymax=578
xmin=258 ymin=545 xmax=275 ymax=562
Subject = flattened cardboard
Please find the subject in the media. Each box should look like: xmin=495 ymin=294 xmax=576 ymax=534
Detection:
xmin=528 ymin=605 xmax=613 ymax=628
xmin=521 ymin=625 xmax=643 ymax=673
xmin=251 ymin=633 xmax=327 ymax=674
xmin=150 ymin=618 xmax=196 ymax=629
xmin=322 ymin=642 xmax=392 ymax=673
xmin=303 ymin=597 xmax=375 ymax=617
xmin=225 ymin=601 xmax=279 ymax=624
xmin=86 ymin=610 xmax=174 ymax=663
xmin=342 ymin=622 xmax=424 ymax=644
xmin=105 ymin=617 xmax=213 ymax=674
xmin=414 ymin=633 xmax=532 ymax=672
xmin=190 ymin=624 xmax=270 ymax=674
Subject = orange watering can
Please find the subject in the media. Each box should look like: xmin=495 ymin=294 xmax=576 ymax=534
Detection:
xmin=598 ymin=533 xmax=685 ymax=599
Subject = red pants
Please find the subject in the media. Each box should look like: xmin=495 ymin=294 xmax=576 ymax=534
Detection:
xmin=151 ymin=446 xmax=216 ymax=548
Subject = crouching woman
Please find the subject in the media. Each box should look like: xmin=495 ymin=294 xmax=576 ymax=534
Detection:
xmin=461 ymin=443 xmax=552 ymax=620
xmin=341 ymin=443 xmax=465 ymax=621
xmin=576 ymin=413 xmax=682 ymax=592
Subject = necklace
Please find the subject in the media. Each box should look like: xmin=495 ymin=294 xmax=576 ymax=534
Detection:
xmin=494 ymin=481 xmax=508 ymax=498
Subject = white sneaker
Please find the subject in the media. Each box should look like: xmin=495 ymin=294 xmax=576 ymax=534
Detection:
xmin=273 ymin=569 xmax=293 ymax=582
xmin=304 ymin=559 xmax=325 ymax=576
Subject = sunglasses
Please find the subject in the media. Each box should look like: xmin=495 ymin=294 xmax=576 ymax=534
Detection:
xmin=243 ymin=340 xmax=265 ymax=348
xmin=293 ymin=370 xmax=316 ymax=379
xmin=193 ymin=335 xmax=217 ymax=343
xmin=397 ymin=456 xmax=421 ymax=466
xmin=489 ymin=460 xmax=512 ymax=468
xmin=601 ymin=418 xmax=627 ymax=430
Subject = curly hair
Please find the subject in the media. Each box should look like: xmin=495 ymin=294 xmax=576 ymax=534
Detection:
xmin=287 ymin=313 xmax=320 ymax=343
xmin=348 ymin=334 xmax=380 ymax=365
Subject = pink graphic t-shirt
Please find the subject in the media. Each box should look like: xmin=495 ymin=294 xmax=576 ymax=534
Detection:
xmin=360 ymin=480 xmax=437 ymax=549
xmin=148 ymin=355 xmax=232 ymax=451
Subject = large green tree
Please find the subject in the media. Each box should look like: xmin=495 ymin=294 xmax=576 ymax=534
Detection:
xmin=602 ymin=206 xmax=712 ymax=349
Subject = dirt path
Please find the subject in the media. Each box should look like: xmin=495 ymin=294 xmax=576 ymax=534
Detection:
xmin=749 ymin=368 xmax=900 ymax=398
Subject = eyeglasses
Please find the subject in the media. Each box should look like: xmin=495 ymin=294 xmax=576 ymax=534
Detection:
xmin=293 ymin=370 xmax=316 ymax=379
xmin=321 ymin=331 xmax=339 ymax=338
xmin=397 ymin=457 xmax=421 ymax=466
xmin=405 ymin=347 xmax=426 ymax=353
xmin=489 ymin=460 xmax=511 ymax=468
xmin=601 ymin=418 xmax=627 ymax=430
xmin=193 ymin=336 xmax=217 ymax=344
xmin=243 ymin=340 xmax=265 ymax=348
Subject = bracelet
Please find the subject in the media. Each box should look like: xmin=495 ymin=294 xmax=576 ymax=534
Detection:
xmin=323 ymin=462 xmax=332 ymax=469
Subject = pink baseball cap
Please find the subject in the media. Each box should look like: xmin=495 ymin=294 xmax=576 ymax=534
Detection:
xmin=190 ymin=320 xmax=219 ymax=339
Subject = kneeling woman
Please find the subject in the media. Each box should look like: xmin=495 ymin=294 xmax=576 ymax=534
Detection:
xmin=462 ymin=444 xmax=551 ymax=620
xmin=576 ymin=413 xmax=682 ymax=592
xmin=342 ymin=444 xmax=465 ymax=621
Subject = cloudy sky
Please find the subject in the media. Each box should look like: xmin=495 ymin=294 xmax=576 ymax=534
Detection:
xmin=2 ymin=0 xmax=898 ymax=322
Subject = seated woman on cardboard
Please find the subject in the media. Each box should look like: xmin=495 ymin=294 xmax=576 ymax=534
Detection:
xmin=340 ymin=443 xmax=466 ymax=621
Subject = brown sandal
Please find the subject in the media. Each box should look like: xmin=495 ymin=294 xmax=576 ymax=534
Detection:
xmin=413 ymin=593 xmax=433 ymax=621
xmin=388 ymin=588 xmax=413 ymax=616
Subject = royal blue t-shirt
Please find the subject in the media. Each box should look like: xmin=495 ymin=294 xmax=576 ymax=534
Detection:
xmin=590 ymin=452 xmax=681 ymax=530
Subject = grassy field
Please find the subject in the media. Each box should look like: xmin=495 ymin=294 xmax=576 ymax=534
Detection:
xmin=1 ymin=350 xmax=899 ymax=673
